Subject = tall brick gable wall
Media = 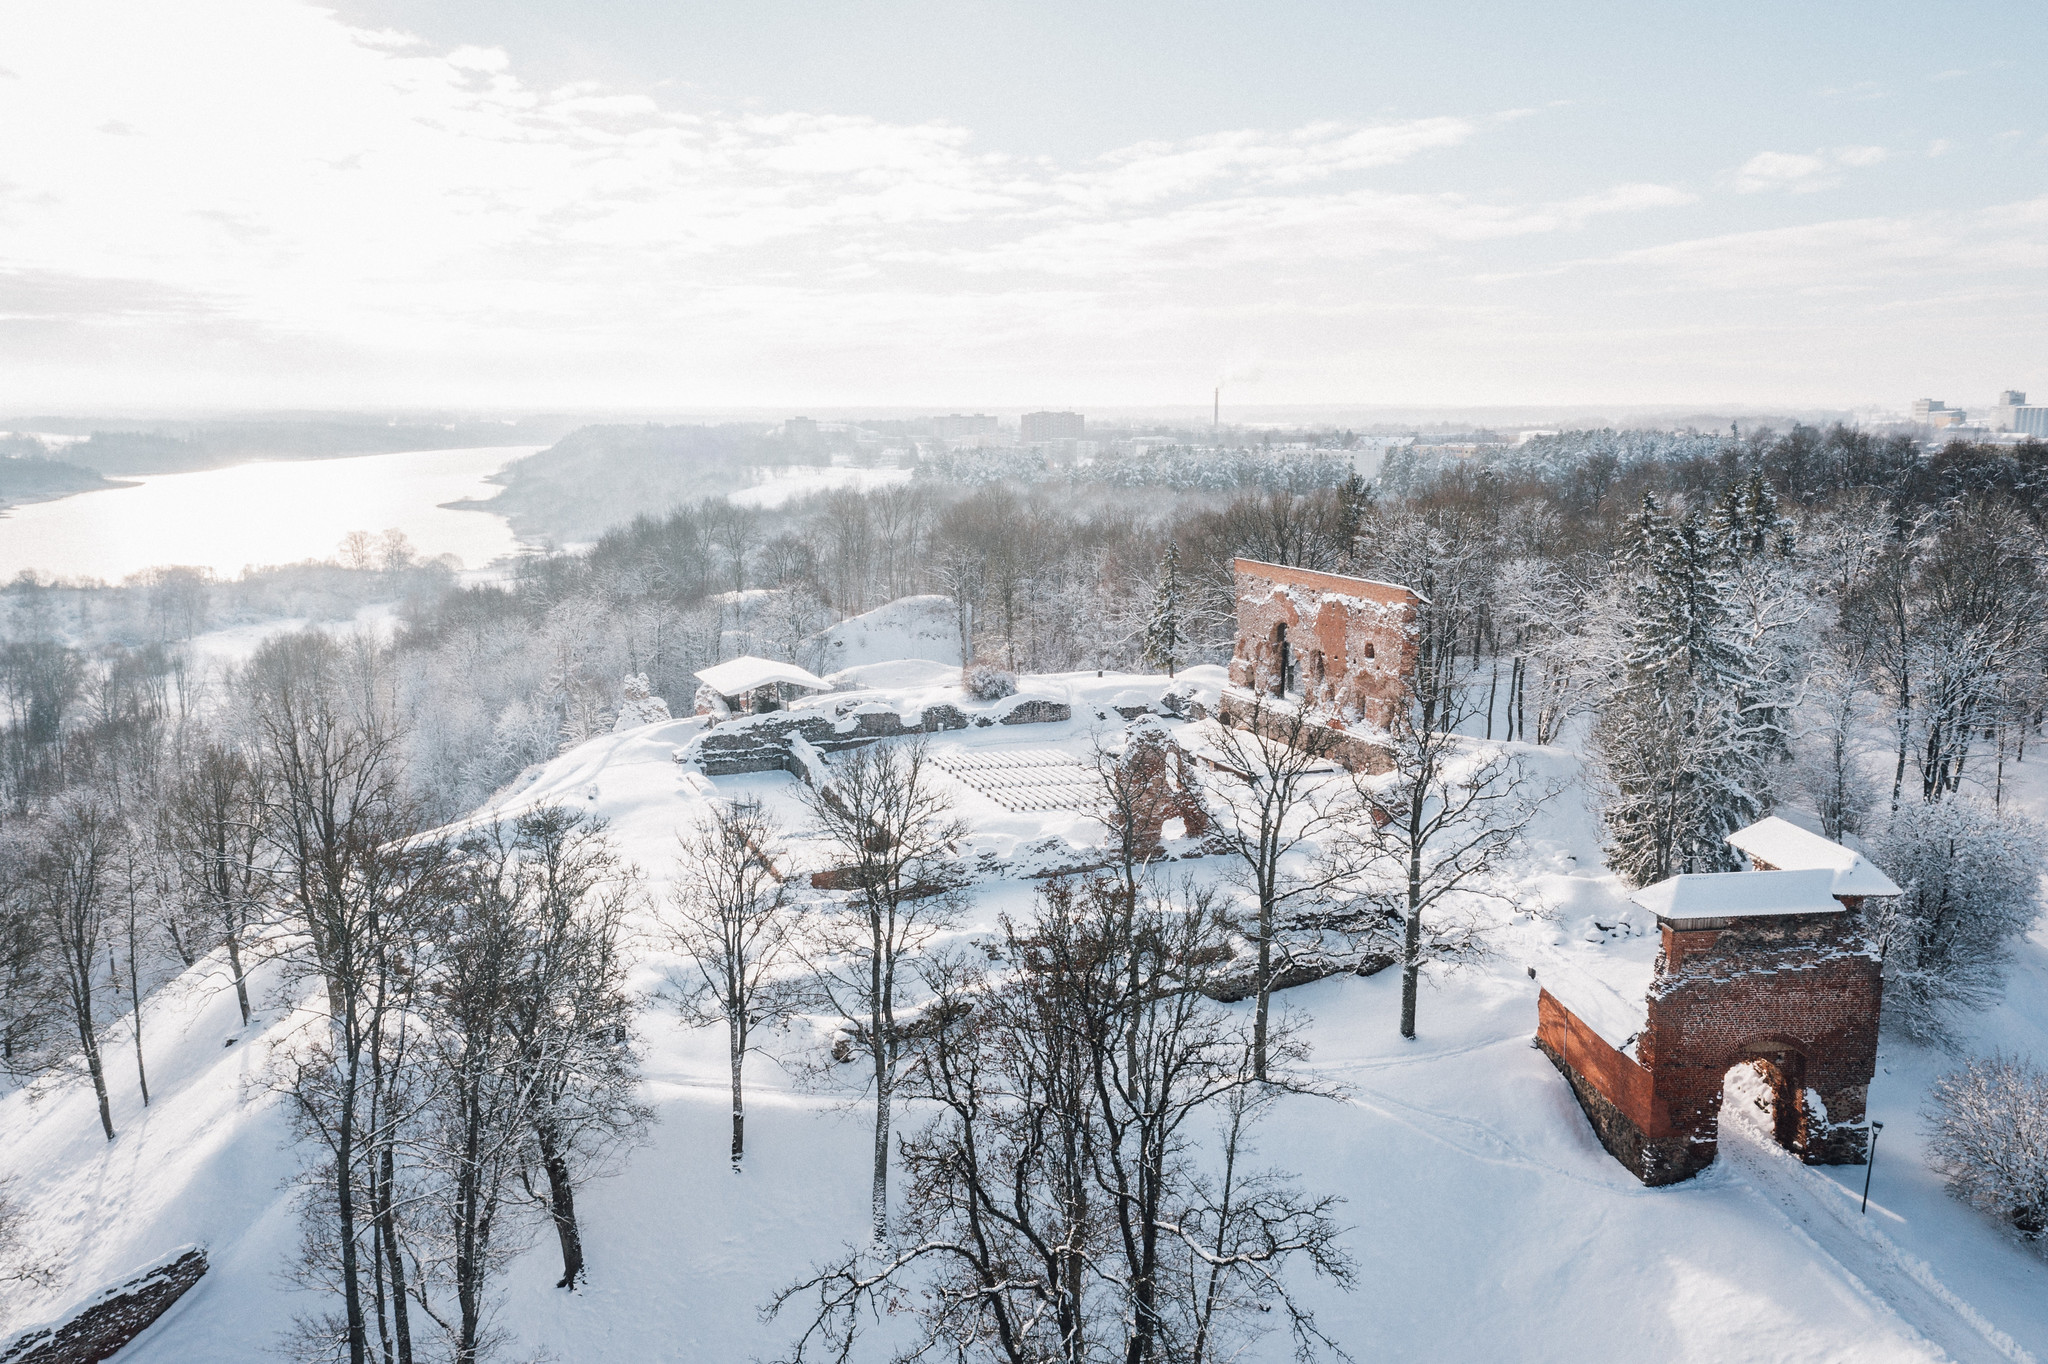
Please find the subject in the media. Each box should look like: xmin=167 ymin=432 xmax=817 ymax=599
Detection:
xmin=1541 ymin=913 xmax=1881 ymax=1185
xmin=1224 ymin=559 xmax=1417 ymax=729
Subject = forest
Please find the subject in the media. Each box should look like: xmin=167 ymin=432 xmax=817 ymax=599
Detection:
xmin=5 ymin=421 xmax=2048 ymax=1361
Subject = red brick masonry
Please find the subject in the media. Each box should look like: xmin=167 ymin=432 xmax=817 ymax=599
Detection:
xmin=1538 ymin=911 xmax=1881 ymax=1185
xmin=1225 ymin=559 xmax=1418 ymax=729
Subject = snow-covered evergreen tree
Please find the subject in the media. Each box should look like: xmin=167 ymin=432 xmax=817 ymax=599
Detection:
xmin=1140 ymin=541 xmax=1185 ymax=678
xmin=1595 ymin=494 xmax=1786 ymax=884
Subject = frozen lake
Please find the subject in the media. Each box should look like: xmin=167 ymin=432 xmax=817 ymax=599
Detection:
xmin=0 ymin=445 xmax=536 ymax=583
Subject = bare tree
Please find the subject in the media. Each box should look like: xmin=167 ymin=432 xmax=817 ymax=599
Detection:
xmin=668 ymin=798 xmax=796 ymax=1172
xmin=1790 ymin=638 xmax=1880 ymax=841
xmin=771 ymin=876 xmax=1352 ymax=1364
xmin=162 ymin=736 xmax=270 ymax=1026
xmin=1865 ymin=800 xmax=2045 ymax=1044
xmin=503 ymin=806 xmax=648 ymax=1291
xmin=1340 ymin=709 xmax=1547 ymax=1040
xmin=1203 ymin=697 xmax=1356 ymax=1079
xmin=251 ymin=630 xmax=434 ymax=1364
xmin=795 ymin=739 xmax=967 ymax=1244
xmin=0 ymin=1178 xmax=60 ymax=1291
xmin=17 ymin=790 xmax=125 ymax=1140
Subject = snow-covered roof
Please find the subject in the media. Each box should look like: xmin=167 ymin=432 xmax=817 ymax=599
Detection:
xmin=1725 ymin=816 xmax=1901 ymax=897
xmin=694 ymin=656 xmax=829 ymax=697
xmin=1629 ymin=868 xmax=1843 ymax=923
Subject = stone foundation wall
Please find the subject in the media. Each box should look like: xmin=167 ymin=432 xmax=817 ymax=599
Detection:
xmin=0 ymin=1247 xmax=207 ymax=1364
xmin=690 ymin=697 xmax=1071 ymax=778
xmin=1215 ymin=691 xmax=1393 ymax=775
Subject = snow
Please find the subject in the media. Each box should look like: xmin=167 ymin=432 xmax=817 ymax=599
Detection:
xmin=1631 ymin=867 xmax=1846 ymax=921
xmin=726 ymin=465 xmax=913 ymax=509
xmin=6 ymin=667 xmax=2048 ymax=1361
xmin=1539 ymin=953 xmax=1655 ymax=1052
xmin=693 ymin=655 xmax=829 ymax=697
xmin=799 ymin=594 xmax=962 ymax=675
xmin=1728 ymin=815 xmax=1905 ymax=898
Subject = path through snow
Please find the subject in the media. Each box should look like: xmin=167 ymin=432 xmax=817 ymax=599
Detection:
xmin=1720 ymin=1080 xmax=2036 ymax=1364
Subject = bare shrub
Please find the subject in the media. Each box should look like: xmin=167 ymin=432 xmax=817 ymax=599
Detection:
xmin=961 ymin=661 xmax=1017 ymax=700
xmin=1924 ymin=1053 xmax=2048 ymax=1241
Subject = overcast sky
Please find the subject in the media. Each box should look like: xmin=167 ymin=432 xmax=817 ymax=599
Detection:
xmin=3 ymin=0 xmax=2044 ymax=412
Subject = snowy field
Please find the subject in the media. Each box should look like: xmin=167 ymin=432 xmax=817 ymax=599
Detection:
xmin=728 ymin=465 xmax=915 ymax=509
xmin=4 ymin=666 xmax=2047 ymax=1361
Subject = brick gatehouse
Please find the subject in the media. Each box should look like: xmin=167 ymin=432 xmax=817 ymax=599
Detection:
xmin=1537 ymin=819 xmax=1896 ymax=1185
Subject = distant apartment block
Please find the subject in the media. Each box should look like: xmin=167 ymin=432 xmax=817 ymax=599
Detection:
xmin=1992 ymin=391 xmax=2048 ymax=437
xmin=1021 ymin=410 xmax=1085 ymax=442
xmin=936 ymin=413 xmax=998 ymax=438
xmin=1911 ymin=398 xmax=1967 ymax=428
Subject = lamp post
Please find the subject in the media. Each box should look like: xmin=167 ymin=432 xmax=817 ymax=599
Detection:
xmin=1861 ymin=1120 xmax=1885 ymax=1214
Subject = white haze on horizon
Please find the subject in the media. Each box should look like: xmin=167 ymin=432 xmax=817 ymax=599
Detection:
xmin=0 ymin=0 xmax=2043 ymax=412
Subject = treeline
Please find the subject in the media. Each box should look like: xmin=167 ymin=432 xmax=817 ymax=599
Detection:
xmin=1 ymin=417 xmax=575 ymax=478
xmin=916 ymin=442 xmax=1360 ymax=492
xmin=1 ymin=630 xmax=648 ymax=1364
xmin=0 ymin=439 xmax=117 ymax=505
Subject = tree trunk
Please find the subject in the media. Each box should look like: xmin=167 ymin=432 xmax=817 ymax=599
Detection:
xmin=1252 ymin=892 xmax=1273 ymax=1082
xmin=122 ymin=945 xmax=149 ymax=1107
xmin=1399 ymin=854 xmax=1423 ymax=1040
xmin=871 ymin=1062 xmax=892 ymax=1245
xmin=78 ymin=1002 xmax=116 ymax=1142
xmin=1891 ymin=707 xmax=1911 ymax=812
xmin=377 ymin=1140 xmax=415 ymax=1364
xmin=337 ymin=1079 xmax=367 ymax=1364
xmin=225 ymin=928 xmax=253 ymax=1026
xmin=537 ymin=1120 xmax=585 ymax=1289
xmin=729 ymin=1020 xmax=746 ymax=1171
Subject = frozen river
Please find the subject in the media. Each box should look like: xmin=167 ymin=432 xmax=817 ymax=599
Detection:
xmin=0 ymin=445 xmax=535 ymax=583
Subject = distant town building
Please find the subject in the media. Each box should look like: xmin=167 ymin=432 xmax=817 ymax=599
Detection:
xmin=1991 ymin=391 xmax=2048 ymax=437
xmin=783 ymin=416 xmax=819 ymax=442
xmin=935 ymin=413 xmax=998 ymax=438
xmin=1021 ymin=410 xmax=1085 ymax=442
xmin=1911 ymin=398 xmax=1967 ymax=428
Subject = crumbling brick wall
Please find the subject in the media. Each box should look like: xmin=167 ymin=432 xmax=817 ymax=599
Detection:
xmin=1113 ymin=718 xmax=1210 ymax=851
xmin=0 ymin=1247 xmax=207 ymax=1364
xmin=1541 ymin=913 xmax=1881 ymax=1186
xmin=1224 ymin=559 xmax=1417 ymax=728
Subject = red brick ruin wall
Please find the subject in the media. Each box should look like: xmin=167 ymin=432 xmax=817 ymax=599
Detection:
xmin=1225 ymin=560 xmax=1417 ymax=729
xmin=1543 ymin=913 xmax=1881 ymax=1185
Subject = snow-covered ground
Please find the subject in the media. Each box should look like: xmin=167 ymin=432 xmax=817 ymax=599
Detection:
xmin=5 ymin=665 xmax=2048 ymax=1361
xmin=728 ymin=465 xmax=914 ymax=509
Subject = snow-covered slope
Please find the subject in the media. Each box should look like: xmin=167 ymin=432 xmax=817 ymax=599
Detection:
xmin=799 ymin=594 xmax=963 ymax=675
xmin=5 ymin=669 xmax=2047 ymax=1362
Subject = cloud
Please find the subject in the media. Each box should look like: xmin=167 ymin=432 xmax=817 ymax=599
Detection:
xmin=1729 ymin=146 xmax=1888 ymax=193
xmin=0 ymin=0 xmax=2034 ymax=409
xmin=1603 ymin=198 xmax=2048 ymax=292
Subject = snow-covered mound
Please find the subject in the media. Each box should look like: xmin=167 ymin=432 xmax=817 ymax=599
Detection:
xmin=5 ymin=668 xmax=2048 ymax=1361
xmin=800 ymin=594 xmax=962 ymax=675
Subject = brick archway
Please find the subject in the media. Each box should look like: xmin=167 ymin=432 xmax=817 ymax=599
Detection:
xmin=1724 ymin=1043 xmax=1808 ymax=1153
xmin=1537 ymin=867 xmax=1883 ymax=1185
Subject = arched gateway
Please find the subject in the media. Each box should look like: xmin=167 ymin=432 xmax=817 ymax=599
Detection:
xmin=1536 ymin=819 xmax=1898 ymax=1185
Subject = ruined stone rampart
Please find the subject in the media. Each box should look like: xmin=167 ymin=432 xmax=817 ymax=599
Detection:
xmin=687 ymin=696 xmax=1071 ymax=778
xmin=0 ymin=1246 xmax=207 ymax=1364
